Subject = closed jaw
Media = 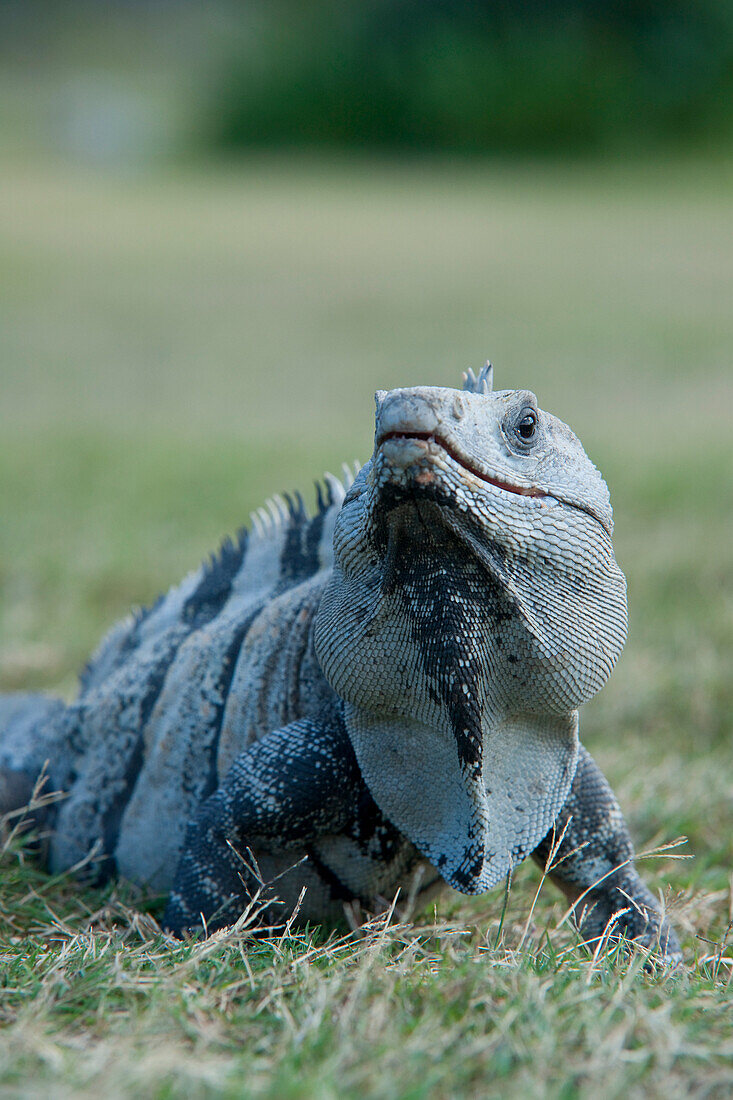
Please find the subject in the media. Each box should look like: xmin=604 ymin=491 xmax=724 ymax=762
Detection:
xmin=377 ymin=430 xmax=547 ymax=499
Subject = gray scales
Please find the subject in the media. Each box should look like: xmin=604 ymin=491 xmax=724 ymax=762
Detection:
xmin=0 ymin=366 xmax=680 ymax=961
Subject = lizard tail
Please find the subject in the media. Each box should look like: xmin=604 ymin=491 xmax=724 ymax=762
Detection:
xmin=0 ymin=693 xmax=66 ymax=816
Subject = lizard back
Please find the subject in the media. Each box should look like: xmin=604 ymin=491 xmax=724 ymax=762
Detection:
xmin=45 ymin=477 xmax=349 ymax=889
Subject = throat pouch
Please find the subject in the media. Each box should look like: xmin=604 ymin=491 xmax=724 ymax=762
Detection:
xmin=344 ymin=703 xmax=579 ymax=892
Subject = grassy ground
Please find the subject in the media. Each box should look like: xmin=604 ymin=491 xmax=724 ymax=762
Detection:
xmin=0 ymin=157 xmax=731 ymax=1097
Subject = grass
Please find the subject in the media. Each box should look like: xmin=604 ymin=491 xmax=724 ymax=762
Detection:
xmin=0 ymin=155 xmax=732 ymax=1097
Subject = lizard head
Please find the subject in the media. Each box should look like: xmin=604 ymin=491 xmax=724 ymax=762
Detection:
xmin=314 ymin=365 xmax=628 ymax=895
xmin=372 ymin=362 xmax=613 ymax=544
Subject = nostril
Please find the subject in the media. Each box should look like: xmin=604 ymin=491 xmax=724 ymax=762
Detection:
xmin=452 ymin=395 xmax=465 ymax=421
xmin=377 ymin=391 xmax=440 ymax=438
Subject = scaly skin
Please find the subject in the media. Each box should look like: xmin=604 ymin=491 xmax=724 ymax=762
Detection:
xmin=0 ymin=365 xmax=681 ymax=963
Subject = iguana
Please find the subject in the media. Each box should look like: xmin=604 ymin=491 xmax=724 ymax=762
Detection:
xmin=0 ymin=366 xmax=681 ymax=961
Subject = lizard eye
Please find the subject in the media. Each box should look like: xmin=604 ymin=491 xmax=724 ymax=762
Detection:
xmin=515 ymin=408 xmax=538 ymax=444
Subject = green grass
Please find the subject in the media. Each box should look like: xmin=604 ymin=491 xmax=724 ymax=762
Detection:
xmin=0 ymin=156 xmax=731 ymax=1097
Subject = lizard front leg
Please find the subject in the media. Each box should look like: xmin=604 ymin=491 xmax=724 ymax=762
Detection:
xmin=532 ymin=745 xmax=682 ymax=964
xmin=163 ymin=713 xmax=362 ymax=937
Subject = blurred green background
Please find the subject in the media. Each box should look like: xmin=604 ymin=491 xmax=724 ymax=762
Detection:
xmin=2 ymin=1 xmax=733 ymax=158
xmin=0 ymin=5 xmax=732 ymax=1092
xmin=0 ymin=0 xmax=731 ymax=914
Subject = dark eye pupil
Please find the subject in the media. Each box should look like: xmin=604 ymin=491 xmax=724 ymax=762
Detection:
xmin=517 ymin=413 xmax=537 ymax=440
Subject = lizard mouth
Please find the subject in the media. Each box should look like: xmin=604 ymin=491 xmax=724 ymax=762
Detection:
xmin=378 ymin=431 xmax=547 ymax=499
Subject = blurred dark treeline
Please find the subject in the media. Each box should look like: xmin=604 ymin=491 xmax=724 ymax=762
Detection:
xmin=215 ymin=0 xmax=733 ymax=154
xmin=1 ymin=0 xmax=732 ymax=159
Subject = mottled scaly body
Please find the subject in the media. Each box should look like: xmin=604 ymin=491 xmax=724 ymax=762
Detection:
xmin=0 ymin=366 xmax=681 ymax=961
xmin=0 ymin=481 xmax=436 ymax=922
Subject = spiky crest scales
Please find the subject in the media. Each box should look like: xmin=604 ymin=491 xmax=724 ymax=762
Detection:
xmin=462 ymin=362 xmax=494 ymax=394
